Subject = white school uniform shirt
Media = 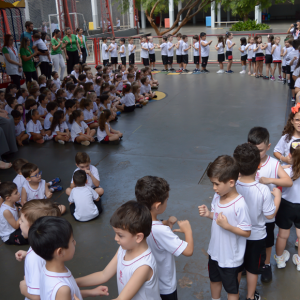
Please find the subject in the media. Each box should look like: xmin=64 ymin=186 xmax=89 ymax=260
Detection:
xmin=39 ymin=83 xmax=46 ymax=88
xmin=120 ymin=93 xmax=135 ymax=106
xmin=247 ymin=44 xmax=254 ymax=59
xmin=286 ymin=49 xmax=299 ymax=72
xmin=283 ymin=47 xmax=294 ymax=67
xmin=92 ymin=102 xmax=97 ymax=114
xmin=274 ymin=134 xmax=298 ymax=164
xmin=117 ymin=246 xmax=160 ymax=300
xmin=94 ymin=84 xmax=101 ymax=97
xmin=217 ymin=42 xmax=224 ymax=55
xmin=83 ymin=108 xmax=94 ymax=124
xmin=53 ymin=78 xmax=61 ymax=90
xmin=71 ymin=165 xmax=100 ymax=188
xmin=5 ymin=104 xmax=13 ymax=114
xmin=290 ymin=27 xmax=300 ymax=39
xmin=265 ymin=42 xmax=272 ymax=55
xmin=141 ymin=42 xmax=149 ymax=58
xmin=15 ymin=120 xmax=25 ymax=136
xmin=110 ymin=43 xmax=118 ymax=57
xmin=23 ymin=180 xmax=46 ymax=201
xmin=68 ymin=186 xmax=99 ymax=221
xmin=226 ymin=39 xmax=233 ymax=51
xmin=181 ymin=42 xmax=189 ymax=56
xmin=24 ymin=247 xmax=45 ymax=300
xmin=44 ymin=112 xmax=53 ymax=130
xmin=33 ymin=39 xmax=50 ymax=62
xmin=176 ymin=40 xmax=183 ymax=55
xmin=241 ymin=45 xmax=247 ymax=56
xmin=256 ymin=43 xmax=264 ymax=54
xmin=85 ymin=78 xmax=94 ymax=83
xmin=71 ymin=121 xmax=88 ymax=142
xmin=97 ymin=122 xmax=110 ymax=141
xmin=102 ymin=43 xmax=109 ymax=60
xmin=193 ymin=41 xmax=200 ymax=57
xmin=54 ymin=121 xmax=68 ymax=133
xmin=282 ymin=167 xmax=300 ymax=204
xmin=160 ymin=43 xmax=168 ymax=56
xmin=140 ymin=84 xmax=151 ymax=95
xmin=208 ymin=194 xmax=251 ymax=268
xmin=167 ymin=41 xmax=174 ymax=57
xmin=17 ymin=95 xmax=26 ymax=104
xmin=66 ymin=91 xmax=73 ymax=99
xmin=65 ymin=114 xmax=72 ymax=130
xmin=295 ymin=77 xmax=300 ymax=89
xmin=13 ymin=174 xmax=26 ymax=202
xmin=51 ymin=91 xmax=56 ymax=101
xmin=71 ymin=70 xmax=79 ymax=79
xmin=116 ymin=81 xmax=124 ymax=91
xmin=38 ymin=105 xmax=47 ymax=116
xmin=128 ymin=44 xmax=135 ymax=54
xmin=40 ymin=265 xmax=83 ymax=300
xmin=0 ymin=204 xmax=18 ymax=242
xmin=147 ymin=221 xmax=187 ymax=294
xmin=26 ymin=120 xmax=43 ymax=139
xmin=236 ymin=180 xmax=275 ymax=240
xmin=120 ymin=44 xmax=126 ymax=57
xmin=272 ymin=44 xmax=282 ymax=61
xmin=148 ymin=42 xmax=155 ymax=55
xmin=200 ymin=40 xmax=210 ymax=57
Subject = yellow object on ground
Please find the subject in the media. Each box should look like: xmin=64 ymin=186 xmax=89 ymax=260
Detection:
xmin=152 ymin=91 xmax=166 ymax=101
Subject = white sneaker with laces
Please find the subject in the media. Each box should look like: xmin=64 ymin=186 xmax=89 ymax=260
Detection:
xmin=293 ymin=254 xmax=300 ymax=271
xmin=58 ymin=140 xmax=65 ymax=144
xmin=274 ymin=250 xmax=290 ymax=268
xmin=217 ymin=70 xmax=223 ymax=74
xmin=240 ymin=70 xmax=246 ymax=74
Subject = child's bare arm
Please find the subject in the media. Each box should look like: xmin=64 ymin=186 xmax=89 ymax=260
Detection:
xmin=259 ymin=165 xmax=293 ymax=187
xmin=21 ymin=187 xmax=27 ymax=206
xmin=55 ymin=285 xmax=71 ymax=300
xmin=173 ymin=220 xmax=194 ymax=256
xmin=19 ymin=279 xmax=40 ymax=300
xmin=3 ymin=210 xmax=20 ymax=229
xmin=45 ymin=182 xmax=52 ymax=199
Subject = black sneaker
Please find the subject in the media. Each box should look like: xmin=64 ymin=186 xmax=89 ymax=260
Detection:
xmin=204 ymin=69 xmax=209 ymax=73
xmin=261 ymin=264 xmax=272 ymax=283
xmin=184 ymin=69 xmax=189 ymax=73
xmin=246 ymin=291 xmax=261 ymax=300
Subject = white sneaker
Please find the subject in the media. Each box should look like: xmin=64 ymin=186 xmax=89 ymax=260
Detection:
xmin=216 ymin=70 xmax=223 ymax=74
xmin=274 ymin=250 xmax=290 ymax=268
xmin=81 ymin=141 xmax=90 ymax=146
xmin=58 ymin=140 xmax=65 ymax=145
xmin=293 ymin=254 xmax=300 ymax=271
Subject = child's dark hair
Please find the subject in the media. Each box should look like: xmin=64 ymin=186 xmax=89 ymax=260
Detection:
xmin=67 ymin=83 xmax=76 ymax=92
xmin=127 ymin=73 xmax=134 ymax=80
xmin=11 ymin=109 xmax=22 ymax=119
xmin=282 ymin=111 xmax=300 ymax=142
xmin=100 ymin=82 xmax=110 ymax=94
xmin=29 ymin=216 xmax=73 ymax=261
xmin=16 ymin=88 xmax=27 ymax=99
xmin=50 ymin=110 xmax=65 ymax=132
xmin=73 ymin=170 xmax=87 ymax=187
xmin=120 ymin=38 xmax=125 ymax=43
xmin=56 ymin=89 xmax=65 ymax=98
xmin=38 ymin=75 xmax=46 ymax=85
xmin=135 ymin=176 xmax=170 ymax=210
xmin=69 ymin=75 xmax=77 ymax=85
xmin=26 ymin=109 xmax=38 ymax=122
xmin=268 ymin=34 xmax=275 ymax=45
xmin=99 ymin=109 xmax=111 ymax=131
xmin=78 ymin=74 xmax=86 ymax=82
xmin=29 ymin=87 xmax=39 ymax=97
xmin=182 ymin=35 xmax=187 ymax=40
xmin=110 ymin=200 xmax=152 ymax=237
xmin=254 ymin=35 xmax=262 ymax=44
xmin=240 ymin=37 xmax=247 ymax=46
xmin=80 ymin=98 xmax=91 ymax=110
xmin=207 ymin=155 xmax=239 ymax=183
xmin=200 ymin=32 xmax=206 ymax=38
xmin=95 ymin=76 xmax=103 ymax=85
xmin=38 ymin=94 xmax=46 ymax=103
xmin=102 ymin=37 xmax=107 ymax=42
xmin=75 ymin=152 xmax=90 ymax=164
xmin=7 ymin=96 xmax=16 ymax=107
xmin=46 ymin=79 xmax=53 ymax=89
xmin=193 ymin=35 xmax=199 ymax=41
xmin=12 ymin=158 xmax=28 ymax=173
xmin=39 ymin=87 xmax=48 ymax=95
xmin=248 ymin=127 xmax=270 ymax=146
xmin=95 ymin=65 xmax=102 ymax=71
xmin=217 ymin=35 xmax=225 ymax=48
xmin=225 ymin=31 xmax=232 ymax=42
xmin=162 ymin=36 xmax=167 ymax=42
xmin=73 ymin=85 xmax=85 ymax=98
xmin=65 ymin=99 xmax=76 ymax=110
xmin=233 ymin=143 xmax=260 ymax=176
xmin=46 ymin=101 xmax=58 ymax=112
xmin=51 ymin=71 xmax=58 ymax=78
xmin=55 ymin=97 xmax=65 ymax=108
xmin=21 ymin=162 xmax=38 ymax=178
xmin=0 ymin=182 xmax=18 ymax=199
xmin=69 ymin=110 xmax=82 ymax=124
xmin=84 ymin=82 xmax=94 ymax=95
xmin=5 ymin=84 xmax=18 ymax=98
xmin=100 ymin=94 xmax=109 ymax=104
xmin=122 ymin=83 xmax=131 ymax=94
xmin=25 ymin=99 xmax=37 ymax=110
xmin=176 ymin=33 xmax=182 ymax=38
xmin=141 ymin=76 xmax=148 ymax=85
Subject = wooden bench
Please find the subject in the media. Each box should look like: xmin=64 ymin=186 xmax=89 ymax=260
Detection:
xmin=214 ymin=21 xmax=239 ymax=27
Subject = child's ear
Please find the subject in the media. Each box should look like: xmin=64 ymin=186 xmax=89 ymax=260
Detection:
xmin=153 ymin=202 xmax=162 ymax=211
xmin=135 ymin=232 xmax=145 ymax=244
xmin=267 ymin=143 xmax=271 ymax=151
xmin=26 ymin=177 xmax=31 ymax=182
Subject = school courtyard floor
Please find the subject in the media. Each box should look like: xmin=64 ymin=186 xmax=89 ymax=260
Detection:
xmin=0 ymin=64 xmax=299 ymax=299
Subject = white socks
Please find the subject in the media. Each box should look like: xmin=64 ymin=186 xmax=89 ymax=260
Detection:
xmin=242 ymin=66 xmax=246 ymax=71
xmin=212 ymin=298 xmax=221 ymax=300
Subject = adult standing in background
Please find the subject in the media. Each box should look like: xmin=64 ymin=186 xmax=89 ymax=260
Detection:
xmin=76 ymin=28 xmax=90 ymax=65
xmin=63 ymin=27 xmax=81 ymax=74
xmin=287 ymin=21 xmax=300 ymax=39
xmin=20 ymin=21 xmax=34 ymax=49
xmin=2 ymin=34 xmax=22 ymax=88
xmin=51 ymin=29 xmax=66 ymax=81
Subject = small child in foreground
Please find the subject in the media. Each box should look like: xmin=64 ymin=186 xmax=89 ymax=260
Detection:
xmin=136 ymin=176 xmax=194 ymax=299
xmin=75 ymin=201 xmax=161 ymax=300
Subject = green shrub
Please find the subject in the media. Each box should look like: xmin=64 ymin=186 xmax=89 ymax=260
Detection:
xmin=230 ymin=20 xmax=270 ymax=31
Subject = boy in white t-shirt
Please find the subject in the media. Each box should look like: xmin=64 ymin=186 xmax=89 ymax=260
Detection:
xmin=199 ymin=155 xmax=251 ymax=300
xmin=135 ymin=176 xmax=194 ymax=299
xmin=68 ymin=170 xmax=102 ymax=222
xmin=175 ymin=33 xmax=183 ymax=72
xmin=248 ymin=127 xmax=293 ymax=283
xmin=192 ymin=35 xmax=200 ymax=72
xmin=119 ymin=38 xmax=126 ymax=66
xmin=29 ymin=216 xmax=108 ymax=300
xmin=234 ymin=143 xmax=281 ymax=300
xmin=11 ymin=110 xmax=29 ymax=146
xmin=148 ymin=37 xmax=157 ymax=71
xmin=66 ymin=152 xmax=104 ymax=197
xmin=160 ymin=36 xmax=169 ymax=71
xmin=15 ymin=200 xmax=61 ymax=300
xmin=75 ymin=201 xmax=160 ymax=300
xmin=181 ymin=35 xmax=191 ymax=73
xmin=141 ymin=36 xmax=150 ymax=66
xmin=128 ymin=37 xmax=136 ymax=65
xmin=109 ymin=37 xmax=118 ymax=71
xmin=167 ymin=35 xmax=175 ymax=71
xmin=200 ymin=32 xmax=212 ymax=73
xmin=101 ymin=37 xmax=110 ymax=66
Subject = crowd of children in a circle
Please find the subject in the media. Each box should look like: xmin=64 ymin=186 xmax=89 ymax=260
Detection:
xmin=1 ymin=103 xmax=300 ymax=300
xmin=0 ymin=61 xmax=160 ymax=147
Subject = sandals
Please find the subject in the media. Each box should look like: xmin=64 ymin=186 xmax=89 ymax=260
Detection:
xmin=49 ymin=177 xmax=61 ymax=186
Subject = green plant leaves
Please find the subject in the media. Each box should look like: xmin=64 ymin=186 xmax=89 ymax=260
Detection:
xmin=230 ymin=20 xmax=270 ymax=31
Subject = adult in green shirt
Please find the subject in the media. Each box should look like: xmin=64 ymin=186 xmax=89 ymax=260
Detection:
xmin=51 ymin=29 xmax=66 ymax=81
xmin=62 ymin=27 xmax=81 ymax=74
xmin=19 ymin=36 xmax=39 ymax=84
xmin=76 ymin=27 xmax=90 ymax=65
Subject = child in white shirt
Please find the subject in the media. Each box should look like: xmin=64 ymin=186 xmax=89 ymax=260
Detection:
xmin=71 ymin=64 xmax=81 ymax=79
xmin=75 ymin=201 xmax=160 ymax=300
xmin=141 ymin=36 xmax=150 ymax=66
xmin=110 ymin=38 xmax=118 ymax=70
xmin=5 ymin=96 xmax=18 ymax=114
xmin=160 ymin=36 xmax=168 ymax=71
xmin=119 ymin=38 xmax=126 ymax=66
xmin=181 ymin=35 xmax=191 ymax=72
xmin=136 ymin=176 xmax=193 ymax=299
xmin=116 ymin=83 xmax=141 ymax=111
xmin=12 ymin=110 xmax=29 ymax=146
xmin=215 ymin=35 xmax=225 ymax=73
xmin=148 ymin=37 xmax=157 ymax=71
xmin=101 ymin=37 xmax=110 ymax=66
xmin=175 ymin=33 xmax=184 ymax=72
xmin=140 ymin=76 xmax=156 ymax=99
xmin=200 ymin=32 xmax=212 ymax=73
xmin=68 ymin=170 xmax=102 ymax=222
xmin=12 ymin=158 xmax=28 ymax=203
xmin=239 ymin=37 xmax=248 ymax=74
xmin=128 ymin=37 xmax=136 ymax=65
xmin=52 ymin=71 xmax=61 ymax=89
xmin=271 ymin=36 xmax=282 ymax=80
xmin=167 ymin=35 xmax=175 ymax=71
xmin=192 ymin=35 xmax=200 ymax=72
xmin=80 ymin=98 xmax=98 ymax=129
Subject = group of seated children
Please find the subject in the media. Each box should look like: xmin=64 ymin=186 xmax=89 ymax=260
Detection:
xmin=0 ymin=62 xmax=159 ymax=147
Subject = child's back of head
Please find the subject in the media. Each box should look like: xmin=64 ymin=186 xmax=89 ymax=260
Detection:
xmin=75 ymin=152 xmax=90 ymax=165
xmin=73 ymin=170 xmax=87 ymax=187
xmin=12 ymin=158 xmax=28 ymax=174
xmin=248 ymin=127 xmax=270 ymax=146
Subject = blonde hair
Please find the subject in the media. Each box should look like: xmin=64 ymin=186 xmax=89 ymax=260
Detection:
xmin=86 ymin=91 xmax=97 ymax=101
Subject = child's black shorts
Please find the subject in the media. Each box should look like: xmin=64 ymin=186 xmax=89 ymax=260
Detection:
xmin=282 ymin=66 xmax=287 ymax=74
xmin=111 ymin=57 xmax=118 ymax=64
xmin=182 ymin=54 xmax=188 ymax=64
xmin=290 ymin=72 xmax=295 ymax=90
xmin=160 ymin=290 xmax=178 ymax=300
xmin=168 ymin=56 xmax=173 ymax=64
xmin=265 ymin=54 xmax=273 ymax=64
xmin=194 ymin=56 xmax=200 ymax=64
xmin=162 ymin=55 xmax=168 ymax=66
xmin=124 ymin=105 xmax=136 ymax=112
xmin=208 ymin=256 xmax=242 ymax=294
xmin=276 ymin=198 xmax=300 ymax=229
xmin=149 ymin=53 xmax=156 ymax=62
xmin=226 ymin=51 xmax=233 ymax=60
xmin=218 ymin=53 xmax=225 ymax=63
xmin=265 ymin=221 xmax=275 ymax=248
xmin=176 ymin=55 xmax=182 ymax=64
xmin=241 ymin=55 xmax=248 ymax=61
xmin=243 ymin=238 xmax=266 ymax=275
xmin=142 ymin=58 xmax=149 ymax=66
xmin=129 ymin=53 xmax=135 ymax=65
xmin=121 ymin=57 xmax=126 ymax=66
xmin=286 ymin=65 xmax=291 ymax=74
xmin=252 ymin=57 xmax=256 ymax=63
xmin=201 ymin=56 xmax=208 ymax=67
xmin=103 ymin=59 xmax=109 ymax=66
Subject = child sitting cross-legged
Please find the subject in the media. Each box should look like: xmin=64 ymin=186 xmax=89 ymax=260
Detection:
xmin=68 ymin=170 xmax=103 ymax=222
xmin=132 ymin=84 xmax=148 ymax=105
xmin=11 ymin=110 xmax=29 ymax=146
xmin=116 ymin=84 xmax=142 ymax=112
xmin=140 ymin=76 xmax=157 ymax=99
xmin=66 ymin=152 xmax=104 ymax=197
xmin=50 ymin=110 xmax=71 ymax=144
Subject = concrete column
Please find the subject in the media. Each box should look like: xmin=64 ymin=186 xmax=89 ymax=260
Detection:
xmin=211 ymin=1 xmax=215 ymax=28
xmin=193 ymin=7 xmax=196 ymax=25
xmin=91 ymin=0 xmax=99 ymax=30
xmin=255 ymin=5 xmax=262 ymax=23
xmin=129 ymin=0 xmax=134 ymax=28
xmin=217 ymin=2 xmax=221 ymax=27
xmin=178 ymin=1 xmax=182 ymax=25
xmin=25 ymin=0 xmax=30 ymax=21
xmin=141 ymin=2 xmax=146 ymax=29
xmin=169 ymin=0 xmax=174 ymax=27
